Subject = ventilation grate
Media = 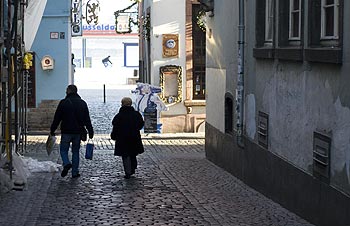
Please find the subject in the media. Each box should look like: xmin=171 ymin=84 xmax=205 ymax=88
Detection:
xmin=313 ymin=132 xmax=331 ymax=183
xmin=258 ymin=111 xmax=268 ymax=149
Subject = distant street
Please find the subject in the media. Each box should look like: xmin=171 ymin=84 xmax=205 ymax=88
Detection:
xmin=78 ymin=87 xmax=135 ymax=134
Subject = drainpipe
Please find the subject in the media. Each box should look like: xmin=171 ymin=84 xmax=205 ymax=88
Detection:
xmin=236 ymin=0 xmax=245 ymax=148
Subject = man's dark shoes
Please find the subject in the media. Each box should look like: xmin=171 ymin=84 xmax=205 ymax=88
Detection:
xmin=124 ymin=174 xmax=131 ymax=179
xmin=61 ymin=164 xmax=72 ymax=177
xmin=72 ymin=173 xmax=80 ymax=178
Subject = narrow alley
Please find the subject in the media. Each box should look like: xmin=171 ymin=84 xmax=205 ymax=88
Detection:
xmin=0 ymin=135 xmax=313 ymax=226
xmin=0 ymin=88 xmax=313 ymax=225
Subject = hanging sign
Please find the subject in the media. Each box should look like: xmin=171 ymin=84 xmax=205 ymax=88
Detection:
xmin=71 ymin=0 xmax=82 ymax=36
xmin=116 ymin=14 xmax=131 ymax=33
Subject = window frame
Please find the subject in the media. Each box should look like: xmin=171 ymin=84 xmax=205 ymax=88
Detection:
xmin=265 ymin=0 xmax=274 ymax=44
xmin=253 ymin=0 xmax=275 ymax=59
xmin=305 ymin=0 xmax=343 ymax=64
xmin=274 ymin=0 xmax=304 ymax=61
xmin=289 ymin=0 xmax=302 ymax=40
xmin=320 ymin=0 xmax=339 ymax=40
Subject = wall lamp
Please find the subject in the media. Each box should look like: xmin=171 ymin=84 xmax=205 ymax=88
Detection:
xmin=199 ymin=0 xmax=214 ymax=17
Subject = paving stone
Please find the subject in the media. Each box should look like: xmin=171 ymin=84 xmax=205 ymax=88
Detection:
xmin=0 ymin=88 xmax=314 ymax=226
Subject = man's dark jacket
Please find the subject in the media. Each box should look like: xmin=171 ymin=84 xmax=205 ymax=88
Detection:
xmin=111 ymin=105 xmax=144 ymax=156
xmin=50 ymin=93 xmax=93 ymax=137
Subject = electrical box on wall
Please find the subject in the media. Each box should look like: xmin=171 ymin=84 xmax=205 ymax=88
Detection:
xmin=41 ymin=55 xmax=54 ymax=71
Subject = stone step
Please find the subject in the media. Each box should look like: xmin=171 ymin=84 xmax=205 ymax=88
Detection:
xmin=27 ymin=100 xmax=59 ymax=134
xmin=38 ymin=100 xmax=60 ymax=108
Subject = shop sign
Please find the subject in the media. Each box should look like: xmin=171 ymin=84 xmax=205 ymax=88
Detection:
xmin=162 ymin=34 xmax=179 ymax=58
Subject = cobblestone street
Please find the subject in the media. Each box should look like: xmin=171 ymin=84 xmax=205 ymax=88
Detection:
xmin=0 ymin=88 xmax=314 ymax=225
xmin=0 ymin=135 xmax=314 ymax=226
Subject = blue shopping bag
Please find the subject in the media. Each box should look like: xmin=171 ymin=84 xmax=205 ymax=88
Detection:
xmin=85 ymin=139 xmax=94 ymax=160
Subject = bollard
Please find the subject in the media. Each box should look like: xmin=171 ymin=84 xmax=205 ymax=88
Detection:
xmin=103 ymin=84 xmax=106 ymax=103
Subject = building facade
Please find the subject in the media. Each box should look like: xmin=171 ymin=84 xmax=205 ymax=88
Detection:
xmin=139 ymin=0 xmax=206 ymax=133
xmin=205 ymin=0 xmax=350 ymax=225
xmin=30 ymin=0 xmax=71 ymax=107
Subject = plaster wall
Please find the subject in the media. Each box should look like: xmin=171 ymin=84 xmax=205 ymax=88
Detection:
xmin=206 ymin=68 xmax=225 ymax=133
xmin=251 ymin=0 xmax=350 ymax=194
xmin=149 ymin=0 xmax=186 ymax=94
xmin=31 ymin=0 xmax=71 ymax=106
xmin=205 ymin=0 xmax=237 ymax=133
xmin=205 ymin=0 xmax=350 ymax=204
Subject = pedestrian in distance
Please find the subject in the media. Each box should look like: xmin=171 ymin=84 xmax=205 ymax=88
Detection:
xmin=110 ymin=97 xmax=144 ymax=179
xmin=50 ymin=84 xmax=94 ymax=178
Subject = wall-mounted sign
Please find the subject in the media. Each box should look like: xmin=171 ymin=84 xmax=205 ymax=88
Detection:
xmin=72 ymin=0 xmax=82 ymax=36
xmin=162 ymin=34 xmax=179 ymax=58
xmin=50 ymin=32 xmax=59 ymax=39
xmin=41 ymin=55 xmax=54 ymax=71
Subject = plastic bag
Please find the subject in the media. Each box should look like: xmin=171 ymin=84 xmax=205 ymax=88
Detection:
xmin=85 ymin=139 xmax=94 ymax=160
xmin=46 ymin=134 xmax=56 ymax=155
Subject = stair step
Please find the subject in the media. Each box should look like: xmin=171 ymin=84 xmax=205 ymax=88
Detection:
xmin=27 ymin=100 xmax=59 ymax=133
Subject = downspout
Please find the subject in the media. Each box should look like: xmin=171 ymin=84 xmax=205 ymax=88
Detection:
xmin=236 ymin=0 xmax=245 ymax=148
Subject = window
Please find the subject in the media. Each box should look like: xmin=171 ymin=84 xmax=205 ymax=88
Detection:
xmin=253 ymin=0 xmax=275 ymax=59
xmin=192 ymin=4 xmax=206 ymax=100
xmin=265 ymin=0 xmax=274 ymax=43
xmin=275 ymin=0 xmax=303 ymax=61
xmin=124 ymin=43 xmax=139 ymax=67
xmin=306 ymin=0 xmax=343 ymax=64
xmin=321 ymin=0 xmax=339 ymax=39
xmin=289 ymin=0 xmax=301 ymax=40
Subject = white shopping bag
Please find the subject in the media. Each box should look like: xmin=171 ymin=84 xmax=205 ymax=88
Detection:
xmin=45 ymin=134 xmax=56 ymax=156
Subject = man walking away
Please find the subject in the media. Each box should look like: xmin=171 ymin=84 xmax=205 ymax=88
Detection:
xmin=50 ymin=85 xmax=94 ymax=178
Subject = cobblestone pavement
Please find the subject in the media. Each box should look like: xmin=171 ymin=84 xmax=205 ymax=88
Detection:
xmin=0 ymin=88 xmax=314 ymax=225
xmin=78 ymin=87 xmax=136 ymax=134
xmin=0 ymin=135 xmax=314 ymax=226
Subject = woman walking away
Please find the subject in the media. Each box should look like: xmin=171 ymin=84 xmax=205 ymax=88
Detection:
xmin=111 ymin=97 xmax=144 ymax=179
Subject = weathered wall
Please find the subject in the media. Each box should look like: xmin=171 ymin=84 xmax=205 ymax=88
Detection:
xmin=206 ymin=123 xmax=350 ymax=226
xmin=205 ymin=0 xmax=350 ymax=224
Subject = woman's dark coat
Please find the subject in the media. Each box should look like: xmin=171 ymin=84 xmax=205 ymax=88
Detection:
xmin=111 ymin=105 xmax=144 ymax=156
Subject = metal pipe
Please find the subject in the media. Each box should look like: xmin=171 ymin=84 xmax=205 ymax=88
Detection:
xmin=6 ymin=0 xmax=13 ymax=178
xmin=103 ymin=84 xmax=106 ymax=103
xmin=236 ymin=0 xmax=245 ymax=148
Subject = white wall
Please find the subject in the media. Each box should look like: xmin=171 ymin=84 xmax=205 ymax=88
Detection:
xmin=149 ymin=0 xmax=186 ymax=96
xmin=206 ymin=68 xmax=226 ymax=133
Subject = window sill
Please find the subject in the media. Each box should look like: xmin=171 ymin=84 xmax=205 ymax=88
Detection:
xmin=184 ymin=100 xmax=206 ymax=107
xmin=253 ymin=47 xmax=274 ymax=59
xmin=275 ymin=47 xmax=303 ymax=61
xmin=305 ymin=47 xmax=342 ymax=64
